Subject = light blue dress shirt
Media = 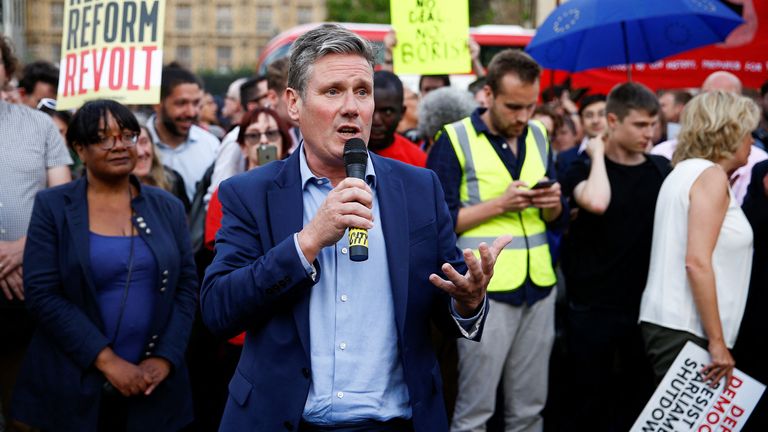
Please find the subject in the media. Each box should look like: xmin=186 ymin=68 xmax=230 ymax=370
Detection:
xmin=293 ymin=146 xmax=484 ymax=425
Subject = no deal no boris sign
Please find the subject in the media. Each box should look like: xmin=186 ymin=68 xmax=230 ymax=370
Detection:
xmin=390 ymin=0 xmax=471 ymax=76
xmin=631 ymin=342 xmax=765 ymax=432
xmin=57 ymin=0 xmax=165 ymax=110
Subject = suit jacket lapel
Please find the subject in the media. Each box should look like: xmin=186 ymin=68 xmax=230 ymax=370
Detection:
xmin=63 ymin=178 xmax=98 ymax=298
xmin=267 ymin=152 xmax=311 ymax=358
xmin=373 ymin=155 xmax=409 ymax=337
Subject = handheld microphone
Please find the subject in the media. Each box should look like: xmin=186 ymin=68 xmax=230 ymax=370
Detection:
xmin=343 ymin=138 xmax=369 ymax=262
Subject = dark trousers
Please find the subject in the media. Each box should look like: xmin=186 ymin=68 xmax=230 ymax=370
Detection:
xmin=565 ymin=304 xmax=654 ymax=432
xmin=639 ymin=321 xmax=707 ymax=383
xmin=97 ymin=391 xmax=129 ymax=432
xmin=0 ymin=306 xmax=34 ymax=432
xmin=298 ymin=418 xmax=413 ymax=432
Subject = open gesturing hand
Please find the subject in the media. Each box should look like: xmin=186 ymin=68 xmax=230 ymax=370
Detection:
xmin=429 ymin=235 xmax=513 ymax=317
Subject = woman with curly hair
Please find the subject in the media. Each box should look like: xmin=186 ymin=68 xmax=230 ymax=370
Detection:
xmin=639 ymin=91 xmax=760 ymax=385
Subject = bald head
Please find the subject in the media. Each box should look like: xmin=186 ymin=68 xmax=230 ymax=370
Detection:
xmin=702 ymin=71 xmax=742 ymax=94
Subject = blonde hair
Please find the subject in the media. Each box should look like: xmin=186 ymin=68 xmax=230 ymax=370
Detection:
xmin=672 ymin=91 xmax=759 ymax=165
xmin=138 ymin=126 xmax=171 ymax=191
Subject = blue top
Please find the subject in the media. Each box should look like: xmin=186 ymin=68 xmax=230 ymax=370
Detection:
xmin=294 ymin=148 xmax=482 ymax=425
xmin=90 ymin=232 xmax=158 ymax=364
xmin=427 ymin=108 xmax=568 ymax=307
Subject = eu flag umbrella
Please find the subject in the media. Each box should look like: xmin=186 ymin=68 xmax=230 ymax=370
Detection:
xmin=525 ymin=0 xmax=744 ymax=78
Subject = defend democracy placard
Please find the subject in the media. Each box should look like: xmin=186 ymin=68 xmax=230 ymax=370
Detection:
xmin=630 ymin=342 xmax=765 ymax=432
xmin=390 ymin=0 xmax=471 ymax=75
xmin=56 ymin=0 xmax=165 ymax=110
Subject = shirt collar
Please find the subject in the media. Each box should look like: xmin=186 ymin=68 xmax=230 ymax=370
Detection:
xmin=298 ymin=142 xmax=377 ymax=190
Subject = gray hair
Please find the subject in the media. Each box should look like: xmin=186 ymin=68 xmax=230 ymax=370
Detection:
xmin=418 ymin=87 xmax=478 ymax=141
xmin=288 ymin=24 xmax=375 ymax=99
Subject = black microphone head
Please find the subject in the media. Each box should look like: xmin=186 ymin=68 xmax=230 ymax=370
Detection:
xmin=343 ymin=138 xmax=368 ymax=167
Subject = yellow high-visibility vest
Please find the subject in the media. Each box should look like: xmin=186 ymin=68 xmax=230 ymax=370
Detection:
xmin=443 ymin=117 xmax=556 ymax=291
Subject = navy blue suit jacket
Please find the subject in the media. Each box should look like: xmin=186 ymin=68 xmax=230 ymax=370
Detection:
xmin=201 ymin=151 xmax=484 ymax=432
xmin=11 ymin=177 xmax=197 ymax=432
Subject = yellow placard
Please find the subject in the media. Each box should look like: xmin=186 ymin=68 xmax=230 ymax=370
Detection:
xmin=390 ymin=0 xmax=471 ymax=75
xmin=57 ymin=0 xmax=165 ymax=111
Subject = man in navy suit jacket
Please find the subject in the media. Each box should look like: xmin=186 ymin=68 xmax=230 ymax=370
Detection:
xmin=201 ymin=24 xmax=510 ymax=432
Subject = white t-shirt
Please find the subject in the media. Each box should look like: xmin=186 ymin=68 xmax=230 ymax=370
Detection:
xmin=639 ymin=158 xmax=753 ymax=348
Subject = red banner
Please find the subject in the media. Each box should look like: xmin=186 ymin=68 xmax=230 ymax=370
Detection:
xmin=543 ymin=0 xmax=768 ymax=93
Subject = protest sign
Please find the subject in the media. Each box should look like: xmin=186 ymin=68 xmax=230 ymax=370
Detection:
xmin=390 ymin=0 xmax=471 ymax=75
xmin=57 ymin=0 xmax=165 ymax=110
xmin=631 ymin=342 xmax=765 ymax=432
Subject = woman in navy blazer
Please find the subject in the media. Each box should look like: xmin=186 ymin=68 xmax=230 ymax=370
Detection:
xmin=10 ymin=100 xmax=197 ymax=431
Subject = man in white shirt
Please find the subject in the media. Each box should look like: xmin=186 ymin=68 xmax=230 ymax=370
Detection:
xmin=0 ymin=36 xmax=72 ymax=428
xmin=651 ymin=71 xmax=767 ymax=204
xmin=658 ymin=90 xmax=691 ymax=140
xmin=146 ymin=64 xmax=220 ymax=202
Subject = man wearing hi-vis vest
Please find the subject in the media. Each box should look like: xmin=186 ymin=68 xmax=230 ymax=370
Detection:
xmin=427 ymin=50 xmax=565 ymax=432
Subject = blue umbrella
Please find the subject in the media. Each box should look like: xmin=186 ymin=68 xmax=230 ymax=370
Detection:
xmin=526 ymin=0 xmax=744 ymax=77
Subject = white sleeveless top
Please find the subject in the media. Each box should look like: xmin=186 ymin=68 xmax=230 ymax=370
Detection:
xmin=639 ymin=159 xmax=753 ymax=348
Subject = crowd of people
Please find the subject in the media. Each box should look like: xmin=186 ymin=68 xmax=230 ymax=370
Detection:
xmin=0 ymin=23 xmax=767 ymax=432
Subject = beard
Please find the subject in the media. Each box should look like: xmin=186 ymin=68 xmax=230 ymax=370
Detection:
xmin=490 ymin=107 xmax=525 ymax=139
xmin=160 ymin=104 xmax=196 ymax=138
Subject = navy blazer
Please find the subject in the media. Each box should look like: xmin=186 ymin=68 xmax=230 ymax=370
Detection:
xmin=201 ymin=150 xmax=485 ymax=432
xmin=11 ymin=176 xmax=197 ymax=432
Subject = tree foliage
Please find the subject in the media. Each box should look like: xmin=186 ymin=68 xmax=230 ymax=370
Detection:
xmin=325 ymin=0 xmax=531 ymax=26
xmin=326 ymin=0 xmax=391 ymax=24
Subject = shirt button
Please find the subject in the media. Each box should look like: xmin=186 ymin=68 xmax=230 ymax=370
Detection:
xmin=502 ymin=143 xmax=508 ymax=149
xmin=340 ymin=294 xmax=348 ymax=302
xmin=339 ymin=342 xmax=347 ymax=350
xmin=341 ymin=247 xmax=348 ymax=254
xmin=337 ymin=391 xmax=344 ymax=398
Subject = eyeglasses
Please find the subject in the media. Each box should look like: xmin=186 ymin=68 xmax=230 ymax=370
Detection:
xmin=244 ymin=130 xmax=281 ymax=144
xmin=97 ymin=132 xmax=139 ymax=150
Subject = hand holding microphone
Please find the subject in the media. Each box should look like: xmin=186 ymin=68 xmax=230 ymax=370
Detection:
xmin=343 ymin=138 xmax=370 ymax=261
xmin=296 ymin=139 xmax=373 ymax=263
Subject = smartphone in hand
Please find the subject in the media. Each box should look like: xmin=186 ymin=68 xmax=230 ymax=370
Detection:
xmin=257 ymin=145 xmax=278 ymax=165
xmin=531 ymin=179 xmax=556 ymax=190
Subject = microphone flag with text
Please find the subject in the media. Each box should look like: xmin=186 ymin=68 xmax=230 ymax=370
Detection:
xmin=343 ymin=138 xmax=369 ymax=262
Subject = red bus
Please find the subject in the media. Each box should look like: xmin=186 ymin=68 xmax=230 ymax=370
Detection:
xmin=256 ymin=22 xmax=535 ymax=92
xmin=257 ymin=16 xmax=767 ymax=95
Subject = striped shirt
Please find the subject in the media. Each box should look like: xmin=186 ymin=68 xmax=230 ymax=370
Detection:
xmin=0 ymin=101 xmax=72 ymax=241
